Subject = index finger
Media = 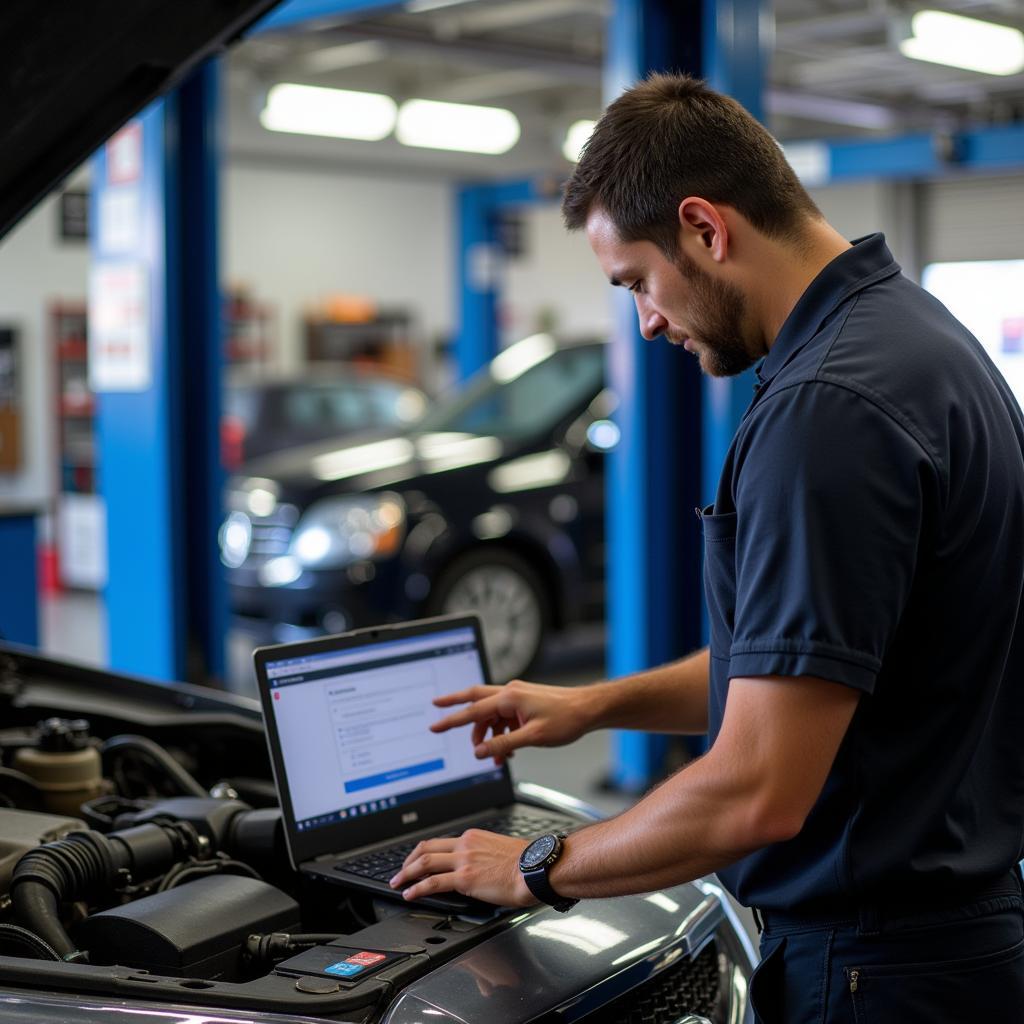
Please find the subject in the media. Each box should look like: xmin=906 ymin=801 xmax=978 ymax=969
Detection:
xmin=430 ymin=693 xmax=506 ymax=733
xmin=432 ymin=685 xmax=500 ymax=708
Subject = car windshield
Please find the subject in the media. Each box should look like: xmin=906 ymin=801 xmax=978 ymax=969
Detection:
xmin=281 ymin=381 xmax=411 ymax=430
xmin=419 ymin=342 xmax=604 ymax=441
xmin=227 ymin=378 xmax=422 ymax=435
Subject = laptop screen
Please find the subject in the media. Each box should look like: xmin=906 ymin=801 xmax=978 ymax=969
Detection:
xmin=264 ymin=624 xmax=504 ymax=836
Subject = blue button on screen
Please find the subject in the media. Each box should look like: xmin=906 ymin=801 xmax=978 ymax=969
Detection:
xmin=324 ymin=961 xmax=365 ymax=977
xmin=344 ymin=758 xmax=445 ymax=794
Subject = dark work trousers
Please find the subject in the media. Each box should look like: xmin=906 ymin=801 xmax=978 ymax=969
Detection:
xmin=749 ymin=876 xmax=1024 ymax=1023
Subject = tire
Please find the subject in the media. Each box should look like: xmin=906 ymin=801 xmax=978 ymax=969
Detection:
xmin=428 ymin=548 xmax=550 ymax=683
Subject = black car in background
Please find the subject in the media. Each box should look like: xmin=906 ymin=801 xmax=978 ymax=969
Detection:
xmin=222 ymin=371 xmax=427 ymax=469
xmin=222 ymin=336 xmax=614 ymax=681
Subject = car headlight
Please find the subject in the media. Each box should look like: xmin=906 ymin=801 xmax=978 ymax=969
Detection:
xmin=290 ymin=493 xmax=405 ymax=570
xmin=219 ymin=511 xmax=252 ymax=569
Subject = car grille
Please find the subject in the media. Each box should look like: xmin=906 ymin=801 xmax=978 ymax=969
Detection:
xmin=578 ymin=941 xmax=720 ymax=1024
xmin=247 ymin=513 xmax=295 ymax=563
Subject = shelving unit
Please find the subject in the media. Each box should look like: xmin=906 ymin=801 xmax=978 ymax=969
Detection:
xmin=225 ymin=286 xmax=275 ymax=368
xmin=0 ymin=325 xmax=22 ymax=474
xmin=50 ymin=301 xmax=105 ymax=590
xmin=304 ymin=298 xmax=417 ymax=381
xmin=52 ymin=302 xmax=96 ymax=494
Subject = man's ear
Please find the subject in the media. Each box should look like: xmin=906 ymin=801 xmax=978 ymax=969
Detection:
xmin=678 ymin=197 xmax=728 ymax=263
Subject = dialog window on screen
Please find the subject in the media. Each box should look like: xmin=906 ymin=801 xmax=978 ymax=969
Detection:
xmin=268 ymin=629 xmax=496 ymax=825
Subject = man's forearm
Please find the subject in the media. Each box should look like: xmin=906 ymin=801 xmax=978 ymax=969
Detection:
xmin=547 ymin=745 xmax=773 ymax=899
xmin=582 ymin=647 xmax=710 ymax=735
xmin=548 ymin=675 xmax=861 ymax=900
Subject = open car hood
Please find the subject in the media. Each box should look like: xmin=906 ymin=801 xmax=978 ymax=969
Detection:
xmin=0 ymin=0 xmax=280 ymax=241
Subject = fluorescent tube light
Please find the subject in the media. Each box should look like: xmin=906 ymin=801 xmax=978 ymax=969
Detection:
xmin=396 ymin=99 xmax=520 ymax=154
xmin=563 ymin=119 xmax=596 ymax=162
xmin=260 ymin=83 xmax=397 ymax=141
xmin=899 ymin=10 xmax=1024 ymax=76
xmin=406 ymin=0 xmax=475 ymax=10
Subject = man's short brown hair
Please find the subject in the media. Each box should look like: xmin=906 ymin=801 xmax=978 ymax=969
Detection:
xmin=562 ymin=73 xmax=821 ymax=254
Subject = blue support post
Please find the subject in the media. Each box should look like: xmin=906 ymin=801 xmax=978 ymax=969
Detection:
xmin=91 ymin=102 xmax=186 ymax=681
xmin=91 ymin=61 xmax=226 ymax=684
xmin=179 ymin=62 xmax=228 ymax=682
xmin=454 ymin=179 xmax=548 ymax=382
xmin=456 ymin=186 xmax=501 ymax=383
xmin=701 ymin=0 xmax=768 ymax=506
xmin=605 ymin=0 xmax=705 ymax=792
xmin=606 ymin=0 xmax=769 ymax=791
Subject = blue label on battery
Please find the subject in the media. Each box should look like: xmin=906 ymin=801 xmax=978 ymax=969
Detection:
xmin=324 ymin=961 xmax=365 ymax=977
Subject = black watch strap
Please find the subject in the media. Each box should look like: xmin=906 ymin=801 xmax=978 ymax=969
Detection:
xmin=523 ymin=864 xmax=577 ymax=911
xmin=520 ymin=833 xmax=579 ymax=913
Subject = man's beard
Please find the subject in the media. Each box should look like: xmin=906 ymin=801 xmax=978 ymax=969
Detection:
xmin=672 ymin=250 xmax=756 ymax=378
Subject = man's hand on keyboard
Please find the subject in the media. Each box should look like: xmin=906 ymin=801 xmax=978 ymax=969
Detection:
xmin=389 ymin=829 xmax=538 ymax=907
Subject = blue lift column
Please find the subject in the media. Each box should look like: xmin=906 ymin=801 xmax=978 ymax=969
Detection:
xmin=701 ymin=0 xmax=769 ymax=500
xmin=90 ymin=63 xmax=225 ymax=683
xmin=454 ymin=179 xmax=553 ymax=380
xmin=456 ymin=186 xmax=502 ymax=382
xmin=606 ymin=0 xmax=768 ymax=791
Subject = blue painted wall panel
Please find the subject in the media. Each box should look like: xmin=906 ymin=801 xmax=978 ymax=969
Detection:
xmin=0 ymin=515 xmax=38 ymax=647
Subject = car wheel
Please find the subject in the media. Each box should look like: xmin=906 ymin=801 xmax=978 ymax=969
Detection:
xmin=429 ymin=549 xmax=549 ymax=683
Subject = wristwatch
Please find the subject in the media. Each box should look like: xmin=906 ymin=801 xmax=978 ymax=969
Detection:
xmin=518 ymin=832 xmax=579 ymax=912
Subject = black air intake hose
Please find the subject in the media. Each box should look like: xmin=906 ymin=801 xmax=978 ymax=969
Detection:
xmin=11 ymin=821 xmax=200 ymax=959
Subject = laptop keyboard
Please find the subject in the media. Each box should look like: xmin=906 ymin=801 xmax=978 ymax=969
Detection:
xmin=336 ymin=811 xmax=575 ymax=883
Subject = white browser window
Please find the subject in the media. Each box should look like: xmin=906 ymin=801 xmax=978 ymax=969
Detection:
xmin=268 ymin=628 xmax=500 ymax=828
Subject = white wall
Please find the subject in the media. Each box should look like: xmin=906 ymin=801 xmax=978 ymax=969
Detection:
xmin=0 ymin=193 xmax=89 ymax=506
xmin=503 ymin=203 xmax=612 ymax=344
xmin=500 ymin=180 xmax=922 ymax=349
xmin=809 ymin=180 xmax=919 ymax=279
xmin=922 ymin=175 xmax=1024 ymax=263
xmin=223 ymin=161 xmax=455 ymax=373
xmin=1 ymin=163 xmax=1019 ymax=513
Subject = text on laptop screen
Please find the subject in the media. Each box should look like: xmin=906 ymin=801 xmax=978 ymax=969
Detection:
xmin=266 ymin=626 xmax=502 ymax=832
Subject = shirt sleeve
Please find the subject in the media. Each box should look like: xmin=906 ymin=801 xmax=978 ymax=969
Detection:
xmin=727 ymin=381 xmax=938 ymax=693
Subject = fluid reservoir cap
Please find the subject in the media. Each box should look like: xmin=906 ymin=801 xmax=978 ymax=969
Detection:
xmin=38 ymin=717 xmax=92 ymax=753
xmin=295 ymin=976 xmax=341 ymax=994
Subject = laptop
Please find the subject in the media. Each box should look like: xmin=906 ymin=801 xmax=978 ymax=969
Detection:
xmin=254 ymin=614 xmax=581 ymax=915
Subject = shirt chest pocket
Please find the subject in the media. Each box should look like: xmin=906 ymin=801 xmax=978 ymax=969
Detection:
xmin=701 ymin=509 xmax=737 ymax=661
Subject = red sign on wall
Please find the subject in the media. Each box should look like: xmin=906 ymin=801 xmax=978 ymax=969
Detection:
xmin=107 ymin=122 xmax=142 ymax=186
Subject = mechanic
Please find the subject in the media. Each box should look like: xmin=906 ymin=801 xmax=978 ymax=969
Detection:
xmin=390 ymin=74 xmax=1024 ymax=1022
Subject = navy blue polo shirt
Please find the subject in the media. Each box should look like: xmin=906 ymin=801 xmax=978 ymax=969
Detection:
xmin=703 ymin=233 xmax=1024 ymax=913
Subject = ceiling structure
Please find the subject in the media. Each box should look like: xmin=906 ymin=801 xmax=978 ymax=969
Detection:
xmin=226 ymin=0 xmax=1024 ymax=178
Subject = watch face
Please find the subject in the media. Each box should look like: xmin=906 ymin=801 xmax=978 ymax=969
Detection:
xmin=522 ymin=834 xmax=557 ymax=869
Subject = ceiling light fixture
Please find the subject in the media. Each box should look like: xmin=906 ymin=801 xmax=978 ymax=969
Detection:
xmin=260 ymin=83 xmax=397 ymax=141
xmin=396 ymin=99 xmax=520 ymax=154
xmin=405 ymin=0 xmax=476 ymax=11
xmin=898 ymin=10 xmax=1024 ymax=76
xmin=562 ymin=119 xmax=596 ymax=163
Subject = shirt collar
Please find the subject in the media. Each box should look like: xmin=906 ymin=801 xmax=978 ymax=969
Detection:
xmin=756 ymin=232 xmax=901 ymax=387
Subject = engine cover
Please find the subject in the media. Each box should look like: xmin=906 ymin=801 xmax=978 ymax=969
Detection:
xmin=77 ymin=874 xmax=300 ymax=980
